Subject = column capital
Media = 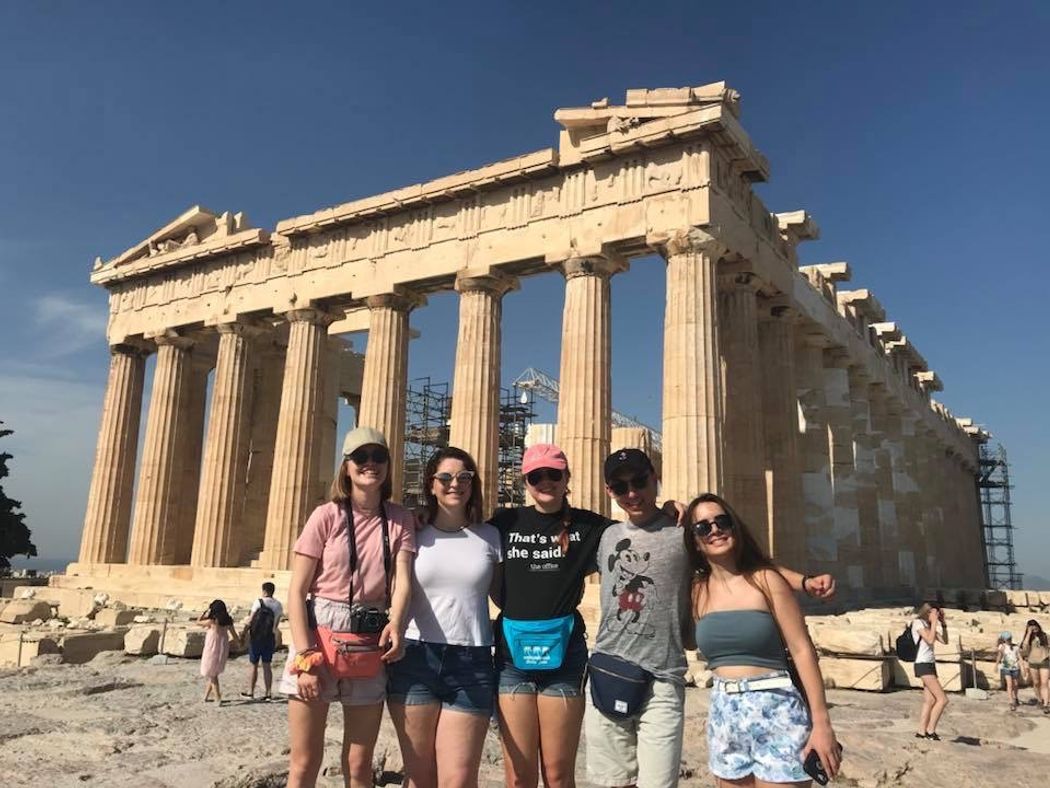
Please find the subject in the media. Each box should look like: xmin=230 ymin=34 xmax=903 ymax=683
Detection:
xmin=148 ymin=330 xmax=195 ymax=351
xmin=365 ymin=289 xmax=426 ymax=313
xmin=283 ymin=307 xmax=340 ymax=326
xmin=823 ymin=347 xmax=853 ymax=368
xmin=215 ymin=319 xmax=268 ymax=338
xmin=648 ymin=226 xmax=728 ymax=260
xmin=454 ymin=268 xmax=520 ymax=297
xmin=558 ymin=254 xmax=628 ymax=280
xmin=110 ymin=340 xmax=153 ymax=358
xmin=718 ymin=269 xmax=761 ymax=292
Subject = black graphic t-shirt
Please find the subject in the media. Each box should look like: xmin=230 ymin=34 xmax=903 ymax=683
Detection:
xmin=489 ymin=505 xmax=611 ymax=622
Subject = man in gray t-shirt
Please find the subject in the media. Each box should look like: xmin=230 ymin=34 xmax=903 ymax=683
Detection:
xmin=585 ymin=448 xmax=692 ymax=788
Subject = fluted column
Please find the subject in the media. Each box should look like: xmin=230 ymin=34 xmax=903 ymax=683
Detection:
xmin=556 ymin=256 xmax=625 ymax=518
xmin=128 ymin=333 xmax=196 ymax=565
xmin=450 ymin=271 xmax=518 ymax=513
xmin=897 ymin=412 xmax=924 ymax=588
xmin=758 ymin=304 xmax=803 ymax=567
xmin=848 ymin=366 xmax=880 ymax=592
xmin=824 ymin=349 xmax=860 ymax=587
xmin=659 ymin=229 xmax=726 ymax=503
xmin=191 ymin=323 xmax=256 ymax=567
xmin=915 ymin=425 xmax=942 ymax=587
xmin=795 ymin=334 xmax=835 ymax=575
xmin=79 ymin=344 xmax=150 ymax=564
xmin=174 ymin=356 xmax=211 ymax=565
xmin=867 ymin=385 xmax=901 ymax=588
xmin=719 ymin=271 xmax=768 ymax=546
xmin=358 ymin=291 xmax=422 ymax=503
xmin=259 ymin=309 xmax=335 ymax=570
xmin=313 ymin=338 xmax=345 ymax=506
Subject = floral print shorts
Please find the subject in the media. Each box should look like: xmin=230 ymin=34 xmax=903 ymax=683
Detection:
xmin=707 ymin=671 xmax=811 ymax=783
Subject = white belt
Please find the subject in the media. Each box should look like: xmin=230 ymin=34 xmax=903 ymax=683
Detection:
xmin=716 ymin=675 xmax=794 ymax=694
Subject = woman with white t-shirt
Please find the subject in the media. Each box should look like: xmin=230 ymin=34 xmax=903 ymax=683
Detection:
xmin=387 ymin=447 xmax=501 ymax=788
xmin=911 ymin=602 xmax=949 ymax=740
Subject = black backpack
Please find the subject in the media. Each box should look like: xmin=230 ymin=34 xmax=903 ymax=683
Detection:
xmin=895 ymin=622 xmax=919 ymax=662
xmin=249 ymin=599 xmax=276 ymax=646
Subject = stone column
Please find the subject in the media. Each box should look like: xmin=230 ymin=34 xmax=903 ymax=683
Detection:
xmin=79 ymin=344 xmax=150 ymax=564
xmin=719 ymin=271 xmax=768 ymax=547
xmin=758 ymin=305 xmax=803 ymax=568
xmin=259 ymin=309 xmax=335 ymax=570
xmin=191 ymin=323 xmax=256 ymax=567
xmin=128 ymin=333 xmax=196 ymax=565
xmin=313 ymin=337 xmax=346 ymax=506
xmin=848 ymin=366 xmax=880 ymax=593
xmin=358 ymin=291 xmax=421 ymax=503
xmin=897 ymin=412 xmax=925 ymax=589
xmin=795 ymin=333 xmax=835 ymax=576
xmin=174 ymin=356 xmax=211 ymax=565
xmin=824 ymin=349 xmax=860 ymax=588
xmin=556 ymin=256 xmax=626 ymax=518
xmin=867 ymin=385 xmax=901 ymax=589
xmin=450 ymin=271 xmax=518 ymax=514
xmin=659 ymin=229 xmax=726 ymax=503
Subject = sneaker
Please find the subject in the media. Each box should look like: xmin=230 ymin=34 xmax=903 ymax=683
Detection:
xmin=914 ymin=733 xmax=925 ymax=739
xmin=925 ymin=732 xmax=941 ymax=741
xmin=263 ymin=694 xmax=273 ymax=702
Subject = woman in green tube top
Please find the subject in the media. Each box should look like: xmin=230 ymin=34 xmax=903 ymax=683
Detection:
xmin=685 ymin=493 xmax=840 ymax=787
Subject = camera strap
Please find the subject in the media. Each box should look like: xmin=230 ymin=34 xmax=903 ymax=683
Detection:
xmin=343 ymin=499 xmax=392 ymax=610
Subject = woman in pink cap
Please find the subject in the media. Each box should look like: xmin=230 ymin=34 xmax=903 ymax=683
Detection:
xmin=489 ymin=443 xmax=609 ymax=788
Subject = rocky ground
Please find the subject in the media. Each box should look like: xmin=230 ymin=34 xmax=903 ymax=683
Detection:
xmin=1 ymin=651 xmax=1046 ymax=788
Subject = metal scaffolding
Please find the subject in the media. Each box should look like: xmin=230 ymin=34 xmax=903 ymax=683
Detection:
xmin=979 ymin=443 xmax=1021 ymax=590
xmin=498 ymin=385 xmax=535 ymax=508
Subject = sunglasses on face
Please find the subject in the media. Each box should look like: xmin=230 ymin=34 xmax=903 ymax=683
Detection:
xmin=347 ymin=447 xmax=390 ymax=466
xmin=525 ymin=468 xmax=564 ymax=486
xmin=608 ymin=474 xmax=650 ymax=497
xmin=433 ymin=471 xmax=476 ymax=487
xmin=691 ymin=513 xmax=734 ymax=538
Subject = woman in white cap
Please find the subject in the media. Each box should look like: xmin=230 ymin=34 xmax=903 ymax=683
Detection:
xmin=282 ymin=427 xmax=418 ymax=788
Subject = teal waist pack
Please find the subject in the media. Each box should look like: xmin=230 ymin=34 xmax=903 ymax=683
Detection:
xmin=501 ymin=614 xmax=575 ymax=671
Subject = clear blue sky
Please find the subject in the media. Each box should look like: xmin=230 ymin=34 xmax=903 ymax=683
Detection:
xmin=1 ymin=2 xmax=1047 ymax=581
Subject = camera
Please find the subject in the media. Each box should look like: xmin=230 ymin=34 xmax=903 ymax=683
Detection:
xmin=348 ymin=604 xmax=389 ymax=634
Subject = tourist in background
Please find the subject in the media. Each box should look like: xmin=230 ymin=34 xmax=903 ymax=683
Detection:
xmin=240 ymin=581 xmax=283 ymax=701
xmin=686 ymin=492 xmax=840 ymax=786
xmin=198 ymin=598 xmax=238 ymax=706
xmin=387 ymin=447 xmax=501 ymax=787
xmin=281 ymin=427 xmax=417 ymax=788
xmin=911 ymin=602 xmax=949 ymax=739
xmin=1021 ymin=620 xmax=1050 ymax=712
xmin=997 ymin=632 xmax=1022 ymax=711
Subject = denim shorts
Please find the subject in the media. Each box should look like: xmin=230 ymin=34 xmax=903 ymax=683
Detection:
xmin=386 ymin=640 xmax=496 ymax=715
xmin=497 ymin=632 xmax=588 ymax=698
xmin=707 ymin=671 xmax=810 ymax=784
xmin=248 ymin=637 xmax=275 ymax=664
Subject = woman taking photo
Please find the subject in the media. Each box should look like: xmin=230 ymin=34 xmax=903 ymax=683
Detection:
xmin=911 ymin=602 xmax=949 ymax=739
xmin=1021 ymin=620 xmax=1050 ymax=712
xmin=996 ymin=632 xmax=1022 ymax=711
xmin=281 ymin=427 xmax=417 ymax=788
xmin=387 ymin=447 xmax=502 ymax=787
xmin=685 ymin=492 xmax=840 ymax=786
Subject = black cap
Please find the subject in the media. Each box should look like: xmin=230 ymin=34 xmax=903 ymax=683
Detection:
xmin=603 ymin=448 xmax=653 ymax=483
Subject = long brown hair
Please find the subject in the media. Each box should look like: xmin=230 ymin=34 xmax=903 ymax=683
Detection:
xmin=422 ymin=446 xmax=485 ymax=525
xmin=683 ymin=492 xmax=776 ymax=615
xmin=329 ymin=452 xmax=394 ymax=504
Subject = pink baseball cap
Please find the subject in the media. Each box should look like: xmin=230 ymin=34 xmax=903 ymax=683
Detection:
xmin=521 ymin=443 xmax=569 ymax=475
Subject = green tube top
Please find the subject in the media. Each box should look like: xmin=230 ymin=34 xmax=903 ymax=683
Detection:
xmin=695 ymin=609 xmax=787 ymax=670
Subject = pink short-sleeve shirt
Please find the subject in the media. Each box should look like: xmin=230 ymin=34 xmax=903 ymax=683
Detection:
xmin=294 ymin=500 xmax=417 ymax=604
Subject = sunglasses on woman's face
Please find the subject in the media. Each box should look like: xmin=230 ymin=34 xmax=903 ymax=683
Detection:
xmin=347 ymin=447 xmax=390 ymax=466
xmin=433 ymin=471 xmax=476 ymax=487
xmin=691 ymin=513 xmax=734 ymax=538
xmin=608 ymin=474 xmax=650 ymax=497
xmin=525 ymin=468 xmax=564 ymax=486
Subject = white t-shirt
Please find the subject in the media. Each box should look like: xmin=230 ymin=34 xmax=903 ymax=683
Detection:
xmin=403 ymin=523 xmax=502 ymax=647
xmin=249 ymin=597 xmax=284 ymax=634
xmin=912 ymin=619 xmax=935 ymax=664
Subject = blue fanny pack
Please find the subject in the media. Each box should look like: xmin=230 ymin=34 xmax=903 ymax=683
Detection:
xmin=501 ymin=614 xmax=575 ymax=671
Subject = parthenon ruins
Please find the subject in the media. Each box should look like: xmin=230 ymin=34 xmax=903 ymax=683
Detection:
xmin=69 ymin=82 xmax=989 ymax=603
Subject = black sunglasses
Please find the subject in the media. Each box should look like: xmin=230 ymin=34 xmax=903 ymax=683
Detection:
xmin=525 ymin=468 xmax=564 ymax=486
xmin=347 ymin=447 xmax=390 ymax=465
xmin=433 ymin=471 xmax=476 ymax=486
xmin=691 ymin=513 xmax=734 ymax=538
xmin=608 ymin=473 xmax=650 ymax=497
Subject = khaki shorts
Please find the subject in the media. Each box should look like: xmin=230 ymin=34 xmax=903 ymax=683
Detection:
xmin=585 ymin=677 xmax=685 ymax=788
xmin=279 ymin=597 xmax=387 ymax=707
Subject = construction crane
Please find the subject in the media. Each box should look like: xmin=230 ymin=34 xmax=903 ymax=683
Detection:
xmin=513 ymin=367 xmax=663 ymax=450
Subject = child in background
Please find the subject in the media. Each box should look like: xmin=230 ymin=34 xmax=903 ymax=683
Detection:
xmin=997 ymin=632 xmax=1022 ymax=711
xmin=199 ymin=599 xmax=238 ymax=705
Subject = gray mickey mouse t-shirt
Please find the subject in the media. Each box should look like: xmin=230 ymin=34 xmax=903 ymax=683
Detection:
xmin=592 ymin=512 xmax=692 ymax=684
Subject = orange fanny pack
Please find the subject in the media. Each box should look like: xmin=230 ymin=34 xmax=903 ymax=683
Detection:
xmin=316 ymin=627 xmax=383 ymax=679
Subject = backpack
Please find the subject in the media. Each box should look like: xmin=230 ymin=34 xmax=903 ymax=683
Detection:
xmin=895 ymin=622 xmax=919 ymax=662
xmin=249 ymin=599 xmax=276 ymax=646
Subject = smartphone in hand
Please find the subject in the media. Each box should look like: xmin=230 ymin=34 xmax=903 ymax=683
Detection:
xmin=803 ymin=743 xmax=844 ymax=785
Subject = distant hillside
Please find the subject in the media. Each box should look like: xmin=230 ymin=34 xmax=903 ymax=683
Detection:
xmin=1023 ymin=574 xmax=1050 ymax=591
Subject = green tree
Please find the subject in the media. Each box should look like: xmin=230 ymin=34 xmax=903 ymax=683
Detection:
xmin=0 ymin=422 xmax=36 ymax=569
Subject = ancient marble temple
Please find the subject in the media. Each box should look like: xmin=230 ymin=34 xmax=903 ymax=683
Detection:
xmin=70 ymin=83 xmax=988 ymax=603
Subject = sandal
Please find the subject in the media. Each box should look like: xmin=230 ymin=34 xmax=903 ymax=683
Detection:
xmin=924 ymin=732 xmax=941 ymax=741
xmin=914 ymin=733 xmax=926 ymax=739
xmin=240 ymin=692 xmax=254 ymax=699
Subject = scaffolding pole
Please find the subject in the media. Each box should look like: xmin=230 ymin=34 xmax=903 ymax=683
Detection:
xmin=978 ymin=442 xmax=1021 ymax=590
